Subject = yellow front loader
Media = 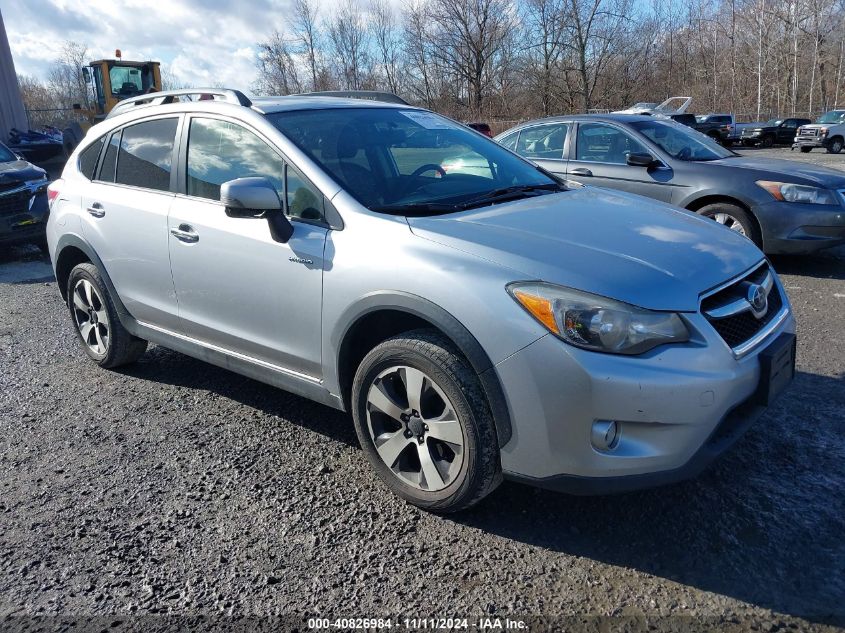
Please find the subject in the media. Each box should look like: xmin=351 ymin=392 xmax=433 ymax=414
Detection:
xmin=63 ymin=51 xmax=162 ymax=154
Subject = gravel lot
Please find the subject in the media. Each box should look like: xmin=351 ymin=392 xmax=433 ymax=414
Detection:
xmin=0 ymin=147 xmax=843 ymax=632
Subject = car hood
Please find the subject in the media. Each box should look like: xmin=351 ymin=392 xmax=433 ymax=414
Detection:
xmin=0 ymin=159 xmax=46 ymax=186
xmin=407 ymin=188 xmax=763 ymax=312
xmin=706 ymin=156 xmax=845 ymax=188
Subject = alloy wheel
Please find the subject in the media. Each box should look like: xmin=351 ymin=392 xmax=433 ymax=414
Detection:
xmin=712 ymin=212 xmax=747 ymax=236
xmin=365 ymin=365 xmax=464 ymax=492
xmin=71 ymin=279 xmax=110 ymax=355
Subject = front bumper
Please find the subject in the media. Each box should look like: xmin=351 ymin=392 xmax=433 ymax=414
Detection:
xmin=755 ymin=199 xmax=845 ymax=254
xmin=791 ymin=136 xmax=830 ymax=149
xmin=495 ymin=303 xmax=795 ymax=494
xmin=0 ymin=183 xmax=49 ymax=246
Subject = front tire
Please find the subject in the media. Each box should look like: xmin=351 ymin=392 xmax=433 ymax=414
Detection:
xmin=761 ymin=134 xmax=774 ymax=148
xmin=351 ymin=329 xmax=501 ymax=513
xmin=67 ymin=263 xmax=147 ymax=368
xmin=827 ymin=137 xmax=843 ymax=154
xmin=696 ymin=202 xmax=762 ymax=248
xmin=800 ymin=146 xmax=812 ymax=153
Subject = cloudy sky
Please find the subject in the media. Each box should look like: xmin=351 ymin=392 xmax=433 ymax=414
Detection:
xmin=1 ymin=0 xmax=300 ymax=92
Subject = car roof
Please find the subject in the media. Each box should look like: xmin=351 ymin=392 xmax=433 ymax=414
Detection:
xmin=250 ymin=95 xmax=416 ymax=114
xmin=508 ymin=113 xmax=657 ymax=129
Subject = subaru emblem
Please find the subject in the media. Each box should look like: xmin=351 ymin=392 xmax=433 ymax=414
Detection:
xmin=746 ymin=283 xmax=768 ymax=316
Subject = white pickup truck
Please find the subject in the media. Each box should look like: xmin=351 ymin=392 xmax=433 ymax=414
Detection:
xmin=792 ymin=110 xmax=845 ymax=154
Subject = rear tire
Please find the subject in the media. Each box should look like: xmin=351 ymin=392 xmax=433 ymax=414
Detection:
xmin=696 ymin=202 xmax=762 ymax=248
xmin=827 ymin=137 xmax=843 ymax=154
xmin=351 ymin=329 xmax=501 ymax=513
xmin=67 ymin=263 xmax=147 ymax=368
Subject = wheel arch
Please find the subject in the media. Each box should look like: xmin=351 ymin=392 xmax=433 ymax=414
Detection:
xmin=54 ymin=234 xmax=132 ymax=322
xmin=332 ymin=292 xmax=513 ymax=447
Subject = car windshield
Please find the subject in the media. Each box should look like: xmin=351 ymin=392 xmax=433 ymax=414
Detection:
xmin=766 ymin=119 xmax=783 ymax=126
xmin=267 ymin=108 xmax=559 ymax=214
xmin=630 ymin=120 xmax=736 ymax=161
xmin=816 ymin=111 xmax=845 ymax=124
xmin=0 ymin=143 xmax=16 ymax=162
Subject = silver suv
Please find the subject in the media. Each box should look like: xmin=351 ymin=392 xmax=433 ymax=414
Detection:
xmin=47 ymin=89 xmax=796 ymax=512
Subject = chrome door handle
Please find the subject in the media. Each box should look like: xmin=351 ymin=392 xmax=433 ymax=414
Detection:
xmin=569 ymin=168 xmax=593 ymax=177
xmin=170 ymin=224 xmax=199 ymax=243
xmin=86 ymin=203 xmax=105 ymax=218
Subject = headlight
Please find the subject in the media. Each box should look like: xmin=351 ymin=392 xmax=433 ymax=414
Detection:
xmin=507 ymin=282 xmax=690 ymax=355
xmin=756 ymin=180 xmax=838 ymax=205
xmin=820 ymin=127 xmax=829 ymax=137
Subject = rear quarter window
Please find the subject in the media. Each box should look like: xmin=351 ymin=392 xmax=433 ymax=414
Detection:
xmin=78 ymin=136 xmax=105 ymax=180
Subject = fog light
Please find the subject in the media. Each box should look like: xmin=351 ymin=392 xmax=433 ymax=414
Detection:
xmin=591 ymin=420 xmax=619 ymax=451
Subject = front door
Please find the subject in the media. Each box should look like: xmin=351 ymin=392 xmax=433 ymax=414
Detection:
xmin=167 ymin=116 xmax=328 ymax=378
xmin=566 ymin=122 xmax=674 ymax=202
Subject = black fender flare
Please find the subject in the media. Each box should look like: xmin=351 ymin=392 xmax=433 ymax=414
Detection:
xmin=331 ymin=291 xmax=513 ymax=447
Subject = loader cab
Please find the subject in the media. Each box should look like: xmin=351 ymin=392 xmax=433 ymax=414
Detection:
xmin=84 ymin=59 xmax=161 ymax=119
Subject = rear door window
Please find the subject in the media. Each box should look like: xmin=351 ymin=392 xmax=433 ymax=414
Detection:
xmin=114 ymin=118 xmax=178 ymax=191
xmin=516 ymin=124 xmax=568 ymax=160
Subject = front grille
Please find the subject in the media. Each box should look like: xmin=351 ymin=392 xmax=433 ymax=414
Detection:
xmin=0 ymin=190 xmax=31 ymax=216
xmin=701 ymin=263 xmax=785 ymax=351
xmin=798 ymin=127 xmax=819 ymax=137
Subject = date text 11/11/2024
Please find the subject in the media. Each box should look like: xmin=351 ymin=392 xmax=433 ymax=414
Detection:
xmin=307 ymin=617 xmax=529 ymax=630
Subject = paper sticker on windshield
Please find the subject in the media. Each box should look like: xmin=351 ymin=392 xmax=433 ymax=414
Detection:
xmin=400 ymin=110 xmax=456 ymax=129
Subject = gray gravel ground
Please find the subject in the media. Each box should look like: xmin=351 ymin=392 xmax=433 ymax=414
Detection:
xmin=1 ymin=148 xmax=844 ymax=633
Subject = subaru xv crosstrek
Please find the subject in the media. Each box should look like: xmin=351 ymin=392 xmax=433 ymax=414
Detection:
xmin=47 ymin=89 xmax=796 ymax=512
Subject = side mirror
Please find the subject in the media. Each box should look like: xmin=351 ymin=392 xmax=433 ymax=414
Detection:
xmin=626 ymin=152 xmax=658 ymax=168
xmin=221 ymin=177 xmax=293 ymax=243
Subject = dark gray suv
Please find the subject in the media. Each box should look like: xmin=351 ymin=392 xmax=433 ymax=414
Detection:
xmin=498 ymin=114 xmax=845 ymax=254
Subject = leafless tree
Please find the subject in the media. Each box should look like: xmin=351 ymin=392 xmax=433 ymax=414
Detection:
xmin=256 ymin=31 xmax=303 ymax=95
xmin=293 ymin=0 xmax=322 ymax=91
xmin=370 ymin=0 xmax=404 ymax=94
xmin=326 ymin=0 xmax=372 ymax=90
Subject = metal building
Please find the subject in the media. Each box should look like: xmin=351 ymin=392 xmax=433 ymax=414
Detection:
xmin=0 ymin=8 xmax=28 ymax=143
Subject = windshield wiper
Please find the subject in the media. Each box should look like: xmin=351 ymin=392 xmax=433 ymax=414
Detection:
xmin=456 ymin=183 xmax=564 ymax=210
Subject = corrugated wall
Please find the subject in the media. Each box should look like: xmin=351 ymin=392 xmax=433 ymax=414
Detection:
xmin=0 ymin=8 xmax=28 ymax=143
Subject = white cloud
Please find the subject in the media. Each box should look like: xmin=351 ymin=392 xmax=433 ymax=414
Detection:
xmin=0 ymin=0 xmax=299 ymax=95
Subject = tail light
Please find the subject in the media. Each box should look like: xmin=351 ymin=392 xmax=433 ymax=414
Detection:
xmin=47 ymin=179 xmax=63 ymax=208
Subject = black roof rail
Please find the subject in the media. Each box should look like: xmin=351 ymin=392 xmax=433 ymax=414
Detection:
xmin=106 ymin=88 xmax=253 ymax=119
xmin=291 ymin=90 xmax=409 ymax=105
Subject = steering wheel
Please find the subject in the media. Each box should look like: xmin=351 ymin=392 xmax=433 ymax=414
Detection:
xmin=677 ymin=146 xmax=692 ymax=160
xmin=410 ymin=163 xmax=447 ymax=178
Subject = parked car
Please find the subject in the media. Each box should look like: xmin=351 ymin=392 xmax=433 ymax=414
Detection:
xmin=614 ymin=97 xmax=692 ymax=116
xmin=0 ymin=141 xmax=49 ymax=250
xmin=497 ymin=114 xmax=845 ymax=254
xmin=792 ymin=110 xmax=845 ymax=153
xmin=741 ymin=118 xmax=811 ymax=147
xmin=49 ymin=90 xmax=795 ymax=512
xmin=693 ymin=113 xmax=761 ymax=144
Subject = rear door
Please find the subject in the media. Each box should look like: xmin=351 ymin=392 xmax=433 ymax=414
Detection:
xmin=167 ymin=115 xmax=328 ymax=377
xmin=512 ymin=122 xmax=569 ymax=177
xmin=79 ymin=116 xmax=181 ymax=331
xmin=565 ymin=121 xmax=674 ymax=202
